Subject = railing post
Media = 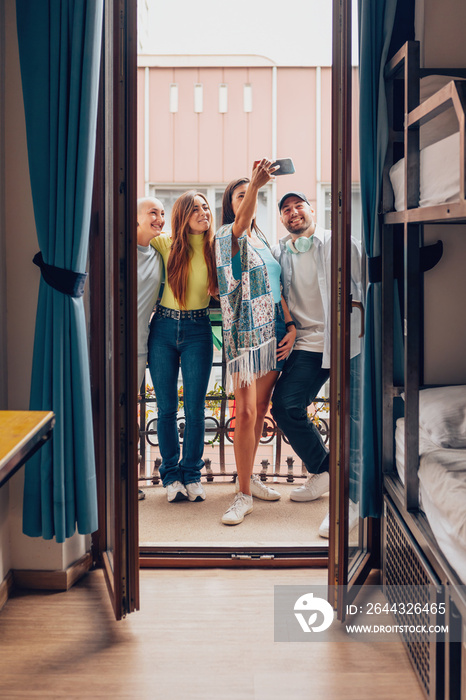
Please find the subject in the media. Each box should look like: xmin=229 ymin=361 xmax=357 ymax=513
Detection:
xmin=286 ymin=456 xmax=295 ymax=482
xmin=260 ymin=459 xmax=270 ymax=480
xmin=151 ymin=457 xmax=161 ymax=485
xmin=205 ymin=457 xmax=213 ymax=482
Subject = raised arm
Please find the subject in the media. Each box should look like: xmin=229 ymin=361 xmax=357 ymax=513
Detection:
xmin=232 ymin=159 xmax=277 ymax=240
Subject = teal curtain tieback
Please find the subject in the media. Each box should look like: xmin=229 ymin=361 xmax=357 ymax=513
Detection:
xmin=33 ymin=252 xmax=87 ymax=298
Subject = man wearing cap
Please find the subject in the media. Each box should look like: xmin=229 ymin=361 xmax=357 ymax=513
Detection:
xmin=271 ymin=192 xmax=361 ymax=537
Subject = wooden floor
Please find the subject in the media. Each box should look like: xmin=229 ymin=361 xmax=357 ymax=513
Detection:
xmin=0 ymin=568 xmax=424 ymax=699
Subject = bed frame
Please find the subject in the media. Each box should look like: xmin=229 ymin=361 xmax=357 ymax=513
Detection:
xmin=381 ymin=40 xmax=466 ymax=699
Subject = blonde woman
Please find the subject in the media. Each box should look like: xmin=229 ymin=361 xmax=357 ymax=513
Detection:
xmin=148 ymin=191 xmax=217 ymax=503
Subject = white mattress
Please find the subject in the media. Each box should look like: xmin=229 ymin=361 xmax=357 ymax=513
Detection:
xmin=395 ymin=417 xmax=466 ymax=583
xmin=389 ymin=131 xmax=460 ymax=211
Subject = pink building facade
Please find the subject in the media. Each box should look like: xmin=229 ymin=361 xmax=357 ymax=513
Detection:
xmin=137 ymin=55 xmax=360 ymax=244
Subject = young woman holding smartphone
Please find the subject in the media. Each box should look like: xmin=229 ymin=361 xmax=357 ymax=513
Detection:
xmin=216 ymin=159 xmax=296 ymax=525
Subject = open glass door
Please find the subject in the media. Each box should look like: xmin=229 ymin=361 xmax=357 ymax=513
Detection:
xmin=328 ymin=0 xmax=377 ymax=618
xmin=90 ymin=0 xmax=139 ymax=621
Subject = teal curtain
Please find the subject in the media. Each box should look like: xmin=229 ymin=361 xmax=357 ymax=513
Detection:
xmin=16 ymin=1 xmax=103 ymax=542
xmin=357 ymin=0 xmax=397 ymax=516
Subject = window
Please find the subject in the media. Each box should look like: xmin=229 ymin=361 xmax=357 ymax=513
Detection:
xmin=169 ymin=83 xmax=178 ymax=113
xmin=218 ymin=84 xmax=228 ymax=113
xmin=243 ymin=83 xmax=253 ymax=112
xmin=150 ymin=184 xmax=272 ymax=241
xmin=321 ymin=185 xmax=362 ymax=242
xmin=194 ymin=83 xmax=203 ymax=113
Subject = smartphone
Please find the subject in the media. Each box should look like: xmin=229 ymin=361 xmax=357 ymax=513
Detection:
xmin=253 ymin=157 xmax=295 ymax=175
xmin=271 ymin=157 xmax=295 ymax=175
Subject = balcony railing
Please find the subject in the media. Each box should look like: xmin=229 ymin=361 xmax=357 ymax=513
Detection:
xmin=137 ymin=307 xmax=329 ymax=485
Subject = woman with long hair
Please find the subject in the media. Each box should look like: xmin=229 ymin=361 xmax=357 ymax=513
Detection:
xmin=216 ymin=160 xmax=296 ymax=524
xmin=148 ymin=191 xmax=217 ymax=503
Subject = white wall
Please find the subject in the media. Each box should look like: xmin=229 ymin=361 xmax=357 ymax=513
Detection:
xmin=0 ymin=0 xmax=6 ymax=411
xmin=418 ymin=0 xmax=466 ymax=384
xmin=0 ymin=0 xmax=10 ymax=583
xmin=0 ymin=486 xmax=9 ymax=582
xmin=423 ymin=226 xmax=466 ymax=385
xmin=2 ymin=0 xmax=87 ymax=577
xmin=419 ymin=0 xmax=466 ymax=68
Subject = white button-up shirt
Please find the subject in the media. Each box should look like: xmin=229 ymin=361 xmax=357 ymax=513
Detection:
xmin=272 ymin=225 xmax=362 ymax=369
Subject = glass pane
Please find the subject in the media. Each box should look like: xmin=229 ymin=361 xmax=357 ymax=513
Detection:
xmin=348 ymin=330 xmax=363 ymax=567
xmin=215 ymin=189 xmax=223 ymax=231
xmin=325 ymin=189 xmax=332 ymax=230
xmin=150 ymin=187 xmax=208 ymax=233
xmin=347 ymin=26 xmax=366 ymax=576
xmin=256 ymin=189 xmax=269 ymax=240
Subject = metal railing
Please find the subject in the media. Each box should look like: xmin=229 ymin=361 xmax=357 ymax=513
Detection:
xmin=138 ymin=391 xmax=329 ymax=485
xmin=137 ymin=308 xmax=329 ymax=485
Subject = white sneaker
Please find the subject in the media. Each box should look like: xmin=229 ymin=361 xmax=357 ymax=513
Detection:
xmin=235 ymin=474 xmax=281 ymax=501
xmin=290 ymin=472 xmax=330 ymax=502
xmin=318 ymin=512 xmax=330 ymax=538
xmin=166 ymin=480 xmax=188 ymax=503
xmin=222 ymin=492 xmax=253 ymax=525
xmin=185 ymin=481 xmax=206 ymax=502
xmin=318 ymin=500 xmax=359 ymax=538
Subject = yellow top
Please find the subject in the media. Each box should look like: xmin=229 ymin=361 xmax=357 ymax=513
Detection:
xmin=150 ymin=233 xmax=210 ymax=310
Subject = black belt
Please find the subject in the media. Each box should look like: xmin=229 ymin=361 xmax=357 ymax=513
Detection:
xmin=156 ymin=305 xmax=210 ymax=320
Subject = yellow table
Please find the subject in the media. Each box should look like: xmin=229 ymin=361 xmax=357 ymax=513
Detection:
xmin=0 ymin=411 xmax=55 ymax=487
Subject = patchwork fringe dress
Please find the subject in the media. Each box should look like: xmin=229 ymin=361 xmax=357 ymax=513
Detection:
xmin=215 ymin=224 xmax=276 ymax=393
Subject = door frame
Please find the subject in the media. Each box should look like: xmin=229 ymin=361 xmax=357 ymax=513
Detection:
xmin=89 ymin=0 xmax=384 ymax=596
xmin=328 ymin=0 xmax=378 ymax=618
xmin=90 ymin=0 xmax=139 ymax=621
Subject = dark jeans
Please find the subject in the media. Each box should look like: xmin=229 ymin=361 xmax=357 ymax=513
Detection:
xmin=273 ymin=303 xmax=287 ymax=372
xmin=271 ymin=350 xmax=330 ymax=475
xmin=148 ymin=314 xmax=213 ymax=486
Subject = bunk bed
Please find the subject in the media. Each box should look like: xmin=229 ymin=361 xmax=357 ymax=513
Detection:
xmin=381 ymin=40 xmax=466 ymax=700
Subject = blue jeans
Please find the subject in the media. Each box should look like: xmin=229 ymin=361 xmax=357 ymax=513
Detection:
xmin=148 ymin=314 xmax=213 ymax=486
xmin=271 ymin=350 xmax=330 ymax=474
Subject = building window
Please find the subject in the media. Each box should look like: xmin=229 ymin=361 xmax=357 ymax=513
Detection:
xmin=169 ymin=83 xmax=178 ymax=113
xmin=243 ymin=83 xmax=253 ymax=113
xmin=150 ymin=184 xmax=272 ymax=242
xmin=194 ymin=83 xmax=203 ymax=113
xmin=218 ymin=83 xmax=228 ymax=113
xmin=324 ymin=189 xmax=331 ymax=230
xmin=321 ymin=185 xmax=362 ymax=241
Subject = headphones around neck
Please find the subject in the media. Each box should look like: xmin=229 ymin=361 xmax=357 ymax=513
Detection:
xmin=286 ymin=235 xmax=313 ymax=254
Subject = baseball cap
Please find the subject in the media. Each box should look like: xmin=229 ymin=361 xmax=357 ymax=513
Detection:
xmin=278 ymin=191 xmax=310 ymax=212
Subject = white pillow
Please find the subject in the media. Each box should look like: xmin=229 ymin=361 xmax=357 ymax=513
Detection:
xmin=388 ymin=157 xmax=405 ymax=212
xmin=411 ymin=386 xmax=466 ymax=449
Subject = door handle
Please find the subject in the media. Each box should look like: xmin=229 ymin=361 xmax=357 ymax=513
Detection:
xmin=351 ymin=300 xmax=365 ymax=338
